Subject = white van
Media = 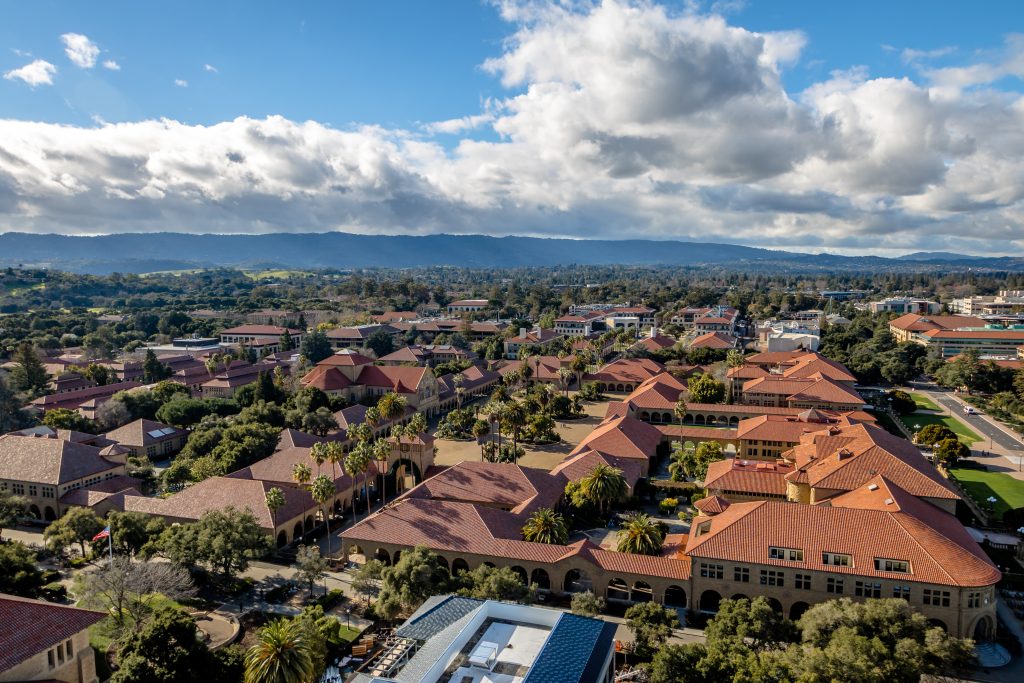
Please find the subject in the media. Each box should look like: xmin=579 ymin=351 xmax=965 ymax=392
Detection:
xmin=963 ymin=406 xmax=978 ymax=416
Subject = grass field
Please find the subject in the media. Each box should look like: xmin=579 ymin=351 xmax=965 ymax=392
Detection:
xmin=949 ymin=467 xmax=1024 ymax=519
xmin=909 ymin=392 xmax=941 ymax=411
xmin=899 ymin=412 xmax=982 ymax=445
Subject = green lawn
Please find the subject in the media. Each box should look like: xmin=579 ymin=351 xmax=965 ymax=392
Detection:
xmin=899 ymin=412 xmax=982 ymax=445
xmin=949 ymin=467 xmax=1024 ymax=520
xmin=908 ymin=392 xmax=941 ymax=412
xmin=874 ymin=412 xmax=907 ymax=439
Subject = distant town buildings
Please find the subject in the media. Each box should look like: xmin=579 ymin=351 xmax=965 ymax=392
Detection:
xmin=868 ymin=297 xmax=942 ymax=315
xmin=889 ymin=313 xmax=1024 ymax=358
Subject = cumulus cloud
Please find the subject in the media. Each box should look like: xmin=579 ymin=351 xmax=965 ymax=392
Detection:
xmin=174 ymin=78 xmax=188 ymax=87
xmin=102 ymin=59 xmax=120 ymax=71
xmin=3 ymin=59 xmax=57 ymax=86
xmin=1 ymin=1 xmax=1023 ymax=256
xmin=204 ymin=63 xmax=218 ymax=73
xmin=61 ymin=33 xmax=100 ymax=68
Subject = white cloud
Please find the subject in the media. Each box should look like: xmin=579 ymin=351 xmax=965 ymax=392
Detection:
xmin=1 ymin=1 xmax=1023 ymax=256
xmin=204 ymin=63 xmax=218 ymax=73
xmin=901 ymin=45 xmax=956 ymax=64
xmin=174 ymin=79 xmax=188 ymax=87
xmin=61 ymin=33 xmax=100 ymax=68
xmin=3 ymin=59 xmax=57 ymax=86
xmin=102 ymin=59 xmax=120 ymax=71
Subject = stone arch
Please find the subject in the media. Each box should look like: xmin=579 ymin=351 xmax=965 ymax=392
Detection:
xmin=28 ymin=504 xmax=41 ymax=519
xmin=276 ymin=530 xmax=287 ymax=548
xmin=717 ymin=415 xmax=728 ymax=425
xmin=664 ymin=585 xmax=687 ymax=608
xmin=293 ymin=521 xmax=304 ymax=541
xmin=531 ymin=568 xmax=551 ymax=590
xmin=729 ymin=416 xmax=739 ymax=426
xmin=452 ymin=558 xmax=470 ymax=575
xmin=699 ymin=590 xmax=722 ymax=613
xmin=374 ymin=548 xmax=391 ymax=565
xmin=44 ymin=506 xmax=56 ymax=522
xmin=766 ymin=597 xmax=783 ymax=614
xmin=616 ymin=384 xmax=625 ymax=392
xmin=973 ymin=615 xmax=995 ymax=641
xmin=564 ymin=568 xmax=591 ymax=593
xmin=392 ymin=550 xmax=402 ymax=565
xmin=683 ymin=414 xmax=694 ymax=424
xmin=483 ymin=561 xmax=496 ymax=568
xmin=510 ymin=566 xmax=528 ymax=584
xmin=631 ymin=581 xmax=653 ymax=603
xmin=695 ymin=415 xmax=706 ymax=425
xmin=731 ymin=593 xmax=749 ymax=601
xmin=304 ymin=515 xmax=314 ymax=532
xmin=608 ymin=578 xmax=630 ymax=601
xmin=662 ymin=412 xmax=672 ymax=423
xmin=333 ymin=500 xmax=343 ymax=516
xmin=640 ymin=411 xmax=651 ymax=422
xmin=790 ymin=601 xmax=810 ymax=621
xmin=437 ymin=556 xmax=450 ymax=573
xmin=927 ymin=618 xmax=948 ymax=633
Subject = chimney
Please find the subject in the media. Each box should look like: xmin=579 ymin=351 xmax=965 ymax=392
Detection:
xmin=519 ymin=327 xmax=527 ymax=338
xmin=649 ymin=326 xmax=656 ymax=339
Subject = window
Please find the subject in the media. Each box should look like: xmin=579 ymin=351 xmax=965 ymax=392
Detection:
xmin=893 ymin=585 xmax=911 ymax=600
xmin=12 ymin=483 xmax=24 ymax=495
xmin=57 ymin=644 xmax=64 ymax=665
xmin=760 ymin=570 xmax=785 ymax=587
xmin=874 ymin=558 xmax=910 ymax=573
xmin=48 ymin=649 xmax=55 ymax=669
xmin=28 ymin=485 xmax=37 ymax=497
xmin=769 ymin=546 xmax=804 ymax=562
xmin=923 ymin=589 xmax=951 ymax=607
xmin=826 ymin=577 xmax=844 ymax=594
xmin=734 ymin=567 xmax=750 ymax=583
xmin=968 ymin=592 xmax=982 ymax=609
xmin=855 ymin=581 xmax=882 ymax=598
xmin=822 ymin=552 xmax=851 ymax=567
xmin=795 ymin=573 xmax=811 ymax=590
xmin=65 ymin=640 xmax=73 ymax=658
xmin=695 ymin=521 xmax=712 ymax=537
xmin=700 ymin=563 xmax=724 ymax=579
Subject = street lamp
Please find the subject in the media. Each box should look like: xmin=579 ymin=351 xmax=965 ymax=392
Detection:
xmin=986 ymin=496 xmax=998 ymax=512
xmin=345 ymin=607 xmax=351 ymax=629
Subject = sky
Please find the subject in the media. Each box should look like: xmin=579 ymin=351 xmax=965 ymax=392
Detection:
xmin=1 ymin=0 xmax=1022 ymax=256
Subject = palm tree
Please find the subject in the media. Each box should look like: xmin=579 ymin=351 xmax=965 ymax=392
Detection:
xmin=309 ymin=441 xmax=328 ymax=475
xmin=570 ymin=353 xmax=588 ymax=391
xmin=521 ymin=508 xmax=568 ymax=545
xmin=674 ymin=396 xmax=689 ymax=446
xmin=309 ymin=474 xmax=335 ymax=559
xmin=244 ymin=618 xmax=315 ymax=683
xmin=503 ymin=401 xmax=527 ymax=459
xmin=485 ymin=400 xmax=506 ymax=454
xmin=372 ymin=437 xmax=393 ymax=505
xmin=292 ymin=462 xmax=312 ymax=488
xmin=265 ymin=487 xmax=286 ymax=546
xmin=453 ymin=373 xmax=465 ymax=409
xmin=405 ymin=412 xmax=429 ymax=481
xmin=376 ymin=391 xmax=408 ymax=428
xmin=471 ymin=419 xmax=490 ymax=461
xmin=558 ymin=367 xmax=574 ymax=398
xmin=580 ymin=464 xmax=628 ymax=515
xmin=615 ymin=513 xmax=665 ymax=555
xmin=345 ymin=447 xmax=373 ymax=520
xmin=324 ymin=441 xmax=345 ymax=481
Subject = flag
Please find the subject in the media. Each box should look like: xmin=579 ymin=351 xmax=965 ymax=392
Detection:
xmin=92 ymin=526 xmax=110 ymax=542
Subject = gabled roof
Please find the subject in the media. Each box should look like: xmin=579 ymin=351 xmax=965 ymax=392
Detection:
xmin=301 ymin=366 xmax=352 ymax=392
xmin=623 ymin=372 xmax=686 ymax=410
xmin=888 ymin=313 xmax=985 ymax=332
xmin=684 ymin=497 xmax=1000 ymax=587
xmin=704 ymin=458 xmax=793 ymax=495
xmin=0 ymin=594 xmax=104 ymax=672
xmin=406 ymin=461 xmax=565 ymax=514
xmin=221 ymin=324 xmax=301 ymax=335
xmin=317 ymin=350 xmax=375 ymax=367
xmin=585 ymin=358 xmax=665 ymax=384
xmin=781 ymin=354 xmax=857 ymax=382
xmin=0 ymin=435 xmax=122 ymax=485
xmin=355 ymin=365 xmax=429 ymax=392
xmin=784 ymin=422 xmax=959 ymax=501
xmin=104 ymin=418 xmax=188 ymax=447
xmin=570 ymin=414 xmax=662 ymax=461
xmin=690 ymin=332 xmax=736 ymax=349
xmin=694 ymin=495 xmax=731 ymax=515
xmin=549 ymin=449 xmax=647 ymax=491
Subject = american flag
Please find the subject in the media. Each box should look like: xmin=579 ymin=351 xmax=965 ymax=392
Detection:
xmin=92 ymin=526 xmax=110 ymax=541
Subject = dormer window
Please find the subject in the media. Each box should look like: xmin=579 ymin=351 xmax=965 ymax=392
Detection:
xmin=695 ymin=521 xmax=712 ymax=537
xmin=822 ymin=551 xmax=852 ymax=567
xmin=873 ymin=558 xmax=910 ymax=573
xmin=769 ymin=546 xmax=804 ymax=562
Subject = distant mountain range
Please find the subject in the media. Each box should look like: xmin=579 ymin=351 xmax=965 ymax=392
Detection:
xmin=0 ymin=231 xmax=1019 ymax=274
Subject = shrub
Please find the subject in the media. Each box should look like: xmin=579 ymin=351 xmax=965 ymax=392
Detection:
xmin=316 ymin=588 xmax=345 ymax=610
xmin=659 ymin=497 xmax=680 ymax=513
xmin=40 ymin=582 xmax=67 ymax=602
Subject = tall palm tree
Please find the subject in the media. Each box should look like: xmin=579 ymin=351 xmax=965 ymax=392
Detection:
xmin=265 ymin=487 xmax=285 ymax=546
xmin=674 ymin=396 xmax=689 ymax=446
xmin=580 ymin=464 xmax=628 ymax=515
xmin=345 ymin=447 xmax=372 ymax=520
xmin=309 ymin=441 xmax=328 ymax=475
xmin=324 ymin=441 xmax=345 ymax=481
xmin=521 ymin=508 xmax=568 ymax=545
xmin=376 ymin=391 xmax=408 ymax=427
xmin=471 ymin=419 xmax=490 ymax=461
xmin=244 ymin=618 xmax=315 ymax=683
xmin=570 ymin=353 xmax=588 ymax=391
xmin=406 ymin=412 xmax=429 ymax=482
xmin=372 ymin=437 xmax=393 ymax=505
xmin=503 ymin=401 xmax=527 ymax=459
xmin=615 ymin=513 xmax=665 ymax=555
xmin=558 ymin=367 xmax=574 ymax=398
xmin=309 ymin=474 xmax=335 ymax=559
xmin=292 ymin=463 xmax=312 ymax=488
xmin=453 ymin=373 xmax=465 ymax=410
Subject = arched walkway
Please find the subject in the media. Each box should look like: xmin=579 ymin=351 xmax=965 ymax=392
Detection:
xmin=452 ymin=558 xmax=470 ymax=575
xmin=973 ymin=615 xmax=995 ymax=641
xmin=293 ymin=522 xmax=303 ymax=541
xmin=790 ymin=602 xmax=810 ymax=620
xmin=664 ymin=585 xmax=687 ymax=608
xmin=564 ymin=568 xmax=591 ymax=593
xmin=766 ymin=597 xmax=783 ymax=614
xmin=731 ymin=594 xmax=749 ymax=601
xmin=928 ymin=618 xmax=948 ymax=633
xmin=392 ymin=550 xmax=402 ymax=565
xmin=304 ymin=515 xmax=314 ymax=532
xmin=437 ymin=556 xmax=450 ymax=573
xmin=631 ymin=581 xmax=653 ymax=603
xmin=608 ymin=578 xmax=630 ymax=601
xmin=510 ymin=566 xmax=528 ymax=584
xmin=531 ymin=568 xmax=550 ymax=591
xmin=44 ymin=506 xmax=56 ymax=521
xmin=700 ymin=590 xmax=722 ymax=613
xmin=276 ymin=531 xmax=287 ymax=548
xmin=28 ymin=504 xmax=40 ymax=519
xmin=373 ymin=548 xmax=391 ymax=565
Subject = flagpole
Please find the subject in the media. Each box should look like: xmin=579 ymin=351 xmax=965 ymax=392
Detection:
xmin=107 ymin=527 xmax=113 ymax=561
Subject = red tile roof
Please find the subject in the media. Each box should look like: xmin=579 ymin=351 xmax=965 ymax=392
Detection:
xmin=0 ymin=594 xmax=104 ymax=672
xmin=405 ymin=461 xmax=565 ymax=514
xmin=888 ymin=313 xmax=985 ymax=332
xmin=585 ymin=358 xmax=666 ymax=384
xmin=221 ymin=324 xmax=301 ymax=335
xmin=703 ymin=458 xmax=793 ymax=495
xmin=690 ymin=332 xmax=736 ymax=349
xmin=570 ymin=414 xmax=662 ymax=461
xmin=0 ymin=435 xmax=122 ymax=485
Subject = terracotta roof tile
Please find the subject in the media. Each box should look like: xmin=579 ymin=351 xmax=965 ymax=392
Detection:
xmin=0 ymin=595 xmax=104 ymax=672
